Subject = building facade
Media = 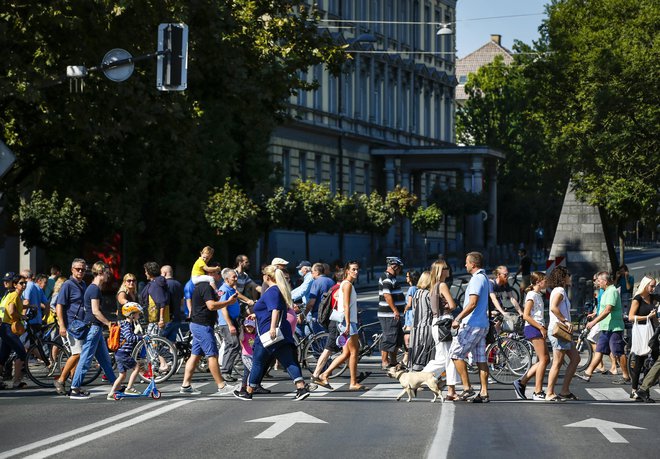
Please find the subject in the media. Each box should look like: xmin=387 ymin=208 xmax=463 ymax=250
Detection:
xmin=266 ymin=0 xmax=502 ymax=266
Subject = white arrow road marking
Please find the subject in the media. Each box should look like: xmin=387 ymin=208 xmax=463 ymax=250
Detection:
xmin=564 ymin=418 xmax=645 ymax=443
xmin=246 ymin=411 xmax=327 ymax=439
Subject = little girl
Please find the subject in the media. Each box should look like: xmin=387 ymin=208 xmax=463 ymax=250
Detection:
xmin=234 ymin=318 xmax=271 ymax=397
xmin=191 ymin=246 xmax=220 ymax=287
xmin=108 ymin=302 xmax=144 ymax=400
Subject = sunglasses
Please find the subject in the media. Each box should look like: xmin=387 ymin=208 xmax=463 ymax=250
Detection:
xmin=73 ymin=267 xmax=85 ymax=272
xmin=17 ymin=281 xmax=27 ymax=286
xmin=126 ymin=279 xmax=136 ymax=283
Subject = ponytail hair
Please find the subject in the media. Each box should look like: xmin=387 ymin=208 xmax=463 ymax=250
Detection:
xmin=526 ymin=271 xmax=546 ymax=294
xmin=263 ymin=264 xmax=293 ymax=309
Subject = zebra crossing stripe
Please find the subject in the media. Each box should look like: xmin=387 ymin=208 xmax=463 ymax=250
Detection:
xmin=359 ymin=383 xmax=402 ymax=398
xmin=585 ymin=388 xmax=630 ymax=401
xmin=284 ymin=383 xmax=346 ymax=397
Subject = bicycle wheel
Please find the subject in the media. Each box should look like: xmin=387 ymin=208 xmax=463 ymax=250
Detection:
xmin=575 ymin=336 xmax=593 ymax=372
xmin=488 ymin=338 xmax=532 ymax=385
xmin=303 ymin=332 xmax=346 ymax=379
xmin=24 ymin=341 xmax=67 ymax=388
xmin=132 ymin=336 xmax=178 ymax=383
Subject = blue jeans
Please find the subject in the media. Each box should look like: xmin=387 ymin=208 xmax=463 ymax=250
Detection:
xmin=160 ymin=320 xmax=181 ymax=342
xmin=248 ymin=340 xmax=302 ymax=388
xmin=71 ymin=324 xmax=116 ymax=388
xmin=0 ymin=323 xmax=27 ymax=363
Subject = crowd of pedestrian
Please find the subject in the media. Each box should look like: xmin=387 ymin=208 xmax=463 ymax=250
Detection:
xmin=1 ymin=247 xmax=659 ymax=405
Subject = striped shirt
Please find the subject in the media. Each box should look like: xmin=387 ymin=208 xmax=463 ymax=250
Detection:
xmin=378 ymin=271 xmax=405 ymax=317
xmin=116 ymin=320 xmax=142 ymax=355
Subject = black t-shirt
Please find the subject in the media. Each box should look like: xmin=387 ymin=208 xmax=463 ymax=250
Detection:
xmin=166 ymin=278 xmax=185 ymax=321
xmin=632 ymin=294 xmax=659 ymax=317
xmin=490 ymin=281 xmax=517 ymax=313
xmin=191 ymin=282 xmax=218 ymax=326
xmin=519 ymin=256 xmax=532 ymax=276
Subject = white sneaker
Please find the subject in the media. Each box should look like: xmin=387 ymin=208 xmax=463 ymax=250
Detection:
xmin=179 ymin=385 xmax=201 ymax=395
xmin=532 ymin=391 xmax=546 ymax=401
xmin=216 ymin=384 xmax=235 ymax=395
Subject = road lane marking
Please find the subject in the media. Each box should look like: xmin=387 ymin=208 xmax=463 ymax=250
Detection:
xmin=585 ymin=388 xmax=629 ymax=401
xmin=21 ymin=399 xmax=196 ymax=458
xmin=246 ymin=411 xmax=326 ymax=439
xmin=427 ymin=402 xmax=454 ymax=459
xmin=359 ymin=383 xmax=401 ymax=398
xmin=564 ymin=418 xmax=645 ymax=443
xmin=630 ymin=266 xmax=645 ymax=270
xmin=0 ymin=402 xmax=169 ymax=458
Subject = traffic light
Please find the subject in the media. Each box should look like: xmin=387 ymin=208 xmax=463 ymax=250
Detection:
xmin=157 ymin=23 xmax=188 ymax=91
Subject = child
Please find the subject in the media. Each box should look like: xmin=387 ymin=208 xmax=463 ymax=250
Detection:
xmin=191 ymin=246 xmax=220 ymax=288
xmin=108 ymin=302 xmax=144 ymax=400
xmin=234 ymin=318 xmax=271 ymax=397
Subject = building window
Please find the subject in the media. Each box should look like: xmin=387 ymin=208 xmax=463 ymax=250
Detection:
xmin=459 ymin=75 xmax=467 ymax=84
xmin=413 ymin=1 xmax=420 ymax=49
xmin=424 ymin=5 xmax=431 ymax=51
xmin=315 ymin=154 xmax=322 ymax=184
xmin=348 ymin=159 xmax=356 ymax=194
xmin=313 ymin=65 xmax=323 ymax=110
xmin=329 ymin=157 xmax=337 ymax=194
xmin=282 ymin=149 xmax=291 ymax=188
xmin=329 ymin=75 xmax=338 ymax=115
xmin=424 ymin=89 xmax=431 ymax=138
xmin=299 ymin=150 xmax=307 ymax=181
xmin=297 ymin=71 xmax=308 ymax=107
xmin=364 ymin=162 xmax=371 ymax=195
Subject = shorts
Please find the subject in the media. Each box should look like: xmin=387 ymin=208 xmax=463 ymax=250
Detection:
xmin=115 ymin=352 xmax=137 ymax=373
xmin=403 ymin=310 xmax=414 ymax=328
xmin=449 ymin=324 xmax=488 ymax=363
xmin=324 ymin=320 xmax=341 ymax=352
xmin=65 ymin=332 xmax=83 ymax=355
xmin=190 ymin=322 xmax=219 ymax=357
xmin=548 ymin=333 xmax=573 ymax=351
xmin=596 ymin=330 xmax=625 ymax=357
xmin=524 ymin=325 xmax=543 ymax=340
xmin=379 ymin=316 xmax=404 ymax=352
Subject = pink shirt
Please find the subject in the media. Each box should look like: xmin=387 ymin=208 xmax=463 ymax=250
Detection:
xmin=241 ymin=330 xmax=256 ymax=356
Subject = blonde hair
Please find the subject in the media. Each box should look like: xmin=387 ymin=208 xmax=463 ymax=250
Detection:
xmin=525 ymin=271 xmax=546 ymax=294
xmin=201 ymin=246 xmax=214 ymax=255
xmin=635 ymin=276 xmax=657 ymax=296
xmin=429 ymin=260 xmax=448 ymax=292
xmin=263 ymin=265 xmax=293 ymax=308
xmin=118 ymin=273 xmax=137 ymax=295
xmin=417 ymin=271 xmax=432 ymax=290
xmin=91 ymin=261 xmax=108 ymax=276
xmin=52 ymin=276 xmax=67 ymax=296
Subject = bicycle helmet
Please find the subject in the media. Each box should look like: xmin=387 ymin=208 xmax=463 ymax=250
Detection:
xmin=386 ymin=256 xmax=404 ymax=267
xmin=122 ymin=302 xmax=142 ymax=317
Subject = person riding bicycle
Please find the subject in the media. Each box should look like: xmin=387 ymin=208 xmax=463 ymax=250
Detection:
xmin=0 ymin=274 xmax=28 ymax=389
xmin=109 ymin=302 xmax=145 ymax=400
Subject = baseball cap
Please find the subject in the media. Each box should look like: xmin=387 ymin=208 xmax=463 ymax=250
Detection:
xmin=3 ymin=272 xmax=15 ymax=281
xmin=271 ymin=257 xmax=289 ymax=266
xmin=244 ymin=319 xmax=256 ymax=328
xmin=386 ymin=256 xmax=404 ymax=267
xmin=296 ymin=261 xmax=312 ymax=269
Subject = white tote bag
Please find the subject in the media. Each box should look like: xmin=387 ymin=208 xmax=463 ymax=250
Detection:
xmin=630 ymin=318 xmax=654 ymax=356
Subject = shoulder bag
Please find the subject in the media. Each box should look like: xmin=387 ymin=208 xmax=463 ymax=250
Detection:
xmin=551 ymin=321 xmax=573 ymax=342
xmin=256 ymin=307 xmax=285 ymax=348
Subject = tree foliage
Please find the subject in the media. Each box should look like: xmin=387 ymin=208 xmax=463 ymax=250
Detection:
xmin=205 ymin=180 xmax=259 ymax=237
xmin=0 ymin=0 xmax=346 ymax=267
xmin=358 ymin=191 xmax=394 ymax=236
xmin=411 ymin=204 xmax=443 ymax=235
xmin=12 ymin=190 xmax=87 ymax=252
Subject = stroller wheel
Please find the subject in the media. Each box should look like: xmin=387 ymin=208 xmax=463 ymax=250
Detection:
xmin=151 ymin=389 xmax=161 ymax=399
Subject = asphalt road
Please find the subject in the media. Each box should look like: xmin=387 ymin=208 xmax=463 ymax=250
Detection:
xmin=1 ymin=263 xmax=660 ymax=459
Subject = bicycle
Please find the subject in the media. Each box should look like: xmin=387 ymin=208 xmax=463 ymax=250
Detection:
xmin=131 ymin=334 xmax=178 ymax=384
xmin=450 ymin=278 xmax=469 ymax=307
xmin=506 ymin=276 xmax=521 ymax=303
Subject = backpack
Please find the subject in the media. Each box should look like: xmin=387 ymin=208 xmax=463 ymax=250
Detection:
xmin=107 ymin=322 xmax=122 ymax=352
xmin=317 ymin=283 xmax=341 ymax=329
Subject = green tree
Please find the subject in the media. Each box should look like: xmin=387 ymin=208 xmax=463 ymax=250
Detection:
xmin=543 ymin=0 xmax=660 ymax=263
xmin=358 ymin=191 xmax=394 ymax=265
xmin=12 ymin=190 xmax=87 ymax=252
xmin=385 ymin=185 xmax=419 ymax=253
xmin=261 ymin=186 xmax=297 ymax=261
xmin=332 ymin=193 xmax=364 ymax=262
xmin=430 ymin=186 xmax=487 ymax=254
xmin=0 ymin=1 xmax=346 ymax=269
xmin=411 ymin=204 xmax=443 ymax=263
xmin=289 ymin=180 xmax=334 ymax=260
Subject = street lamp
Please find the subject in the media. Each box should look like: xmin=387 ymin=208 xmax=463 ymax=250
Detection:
xmin=436 ymin=24 xmax=453 ymax=35
xmin=337 ymin=33 xmax=377 ymax=194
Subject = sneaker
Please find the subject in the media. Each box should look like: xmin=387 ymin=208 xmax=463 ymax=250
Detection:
xmin=630 ymin=389 xmax=638 ymax=400
xmin=179 ymin=385 xmax=202 ymax=395
xmin=124 ymin=387 xmax=140 ymax=395
xmin=532 ymin=391 xmax=546 ymax=401
xmin=233 ymin=389 xmax=252 ymax=401
xmin=221 ymin=374 xmax=238 ymax=383
xmin=635 ymin=389 xmax=655 ymax=403
xmin=216 ymin=384 xmax=235 ymax=395
xmin=253 ymin=385 xmax=271 ymax=394
xmin=575 ymin=371 xmax=591 ymax=382
xmin=106 ymin=393 xmax=117 ymax=400
xmin=54 ymin=380 xmax=66 ymax=395
xmin=513 ymin=379 xmax=527 ymax=400
xmin=69 ymin=388 xmax=90 ymax=400
xmin=306 ymin=383 xmax=319 ymax=392
xmin=294 ymin=387 xmax=310 ymax=401
xmin=611 ymin=377 xmax=631 ymax=385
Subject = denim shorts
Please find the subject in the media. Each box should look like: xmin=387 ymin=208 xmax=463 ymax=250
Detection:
xmin=115 ymin=352 xmax=137 ymax=373
xmin=190 ymin=322 xmax=218 ymax=357
xmin=549 ymin=333 xmax=573 ymax=351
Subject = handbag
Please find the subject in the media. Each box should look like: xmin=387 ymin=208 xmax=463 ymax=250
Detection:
xmin=631 ymin=318 xmax=654 ymax=356
xmin=329 ymin=308 xmax=344 ymax=323
xmin=67 ymin=302 xmax=90 ymax=340
xmin=256 ymin=307 xmax=285 ymax=348
xmin=551 ymin=322 xmax=573 ymax=342
xmin=501 ymin=313 xmax=522 ymax=333
xmin=436 ymin=317 xmax=454 ymax=342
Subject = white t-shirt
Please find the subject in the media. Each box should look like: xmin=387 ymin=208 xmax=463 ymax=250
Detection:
xmin=336 ymin=280 xmax=358 ymax=324
xmin=524 ymin=290 xmax=545 ymax=326
xmin=548 ymin=287 xmax=571 ymax=331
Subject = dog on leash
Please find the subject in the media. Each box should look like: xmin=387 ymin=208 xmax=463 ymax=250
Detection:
xmin=390 ymin=368 xmax=444 ymax=403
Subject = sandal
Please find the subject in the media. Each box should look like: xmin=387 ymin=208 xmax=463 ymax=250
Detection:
xmin=356 ymin=371 xmax=372 ymax=383
xmin=457 ymin=388 xmax=476 ymax=401
xmin=558 ymin=392 xmax=579 ymax=401
xmin=12 ymin=381 xmax=27 ymax=389
xmin=311 ymin=376 xmax=332 ymax=389
xmin=444 ymin=394 xmax=457 ymax=402
xmin=471 ymin=393 xmax=490 ymax=403
xmin=546 ymin=394 xmax=563 ymax=402
xmin=349 ymin=385 xmax=368 ymax=391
